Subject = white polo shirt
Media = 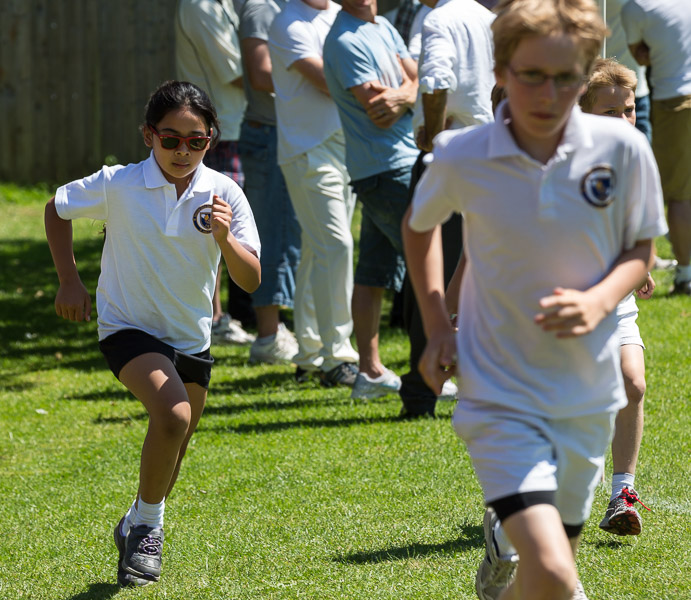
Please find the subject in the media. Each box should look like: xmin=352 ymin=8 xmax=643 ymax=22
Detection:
xmin=413 ymin=0 xmax=495 ymax=132
xmin=176 ymin=0 xmax=247 ymax=140
xmin=268 ymin=0 xmax=342 ymax=165
xmin=409 ymin=102 xmax=667 ymax=418
xmin=55 ymin=154 xmax=261 ymax=353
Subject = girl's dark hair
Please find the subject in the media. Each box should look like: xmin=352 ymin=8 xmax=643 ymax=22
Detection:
xmin=143 ymin=80 xmax=221 ymax=147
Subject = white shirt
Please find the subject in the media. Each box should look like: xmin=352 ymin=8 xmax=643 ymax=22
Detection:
xmin=176 ymin=0 xmax=247 ymax=140
xmin=409 ymin=102 xmax=667 ymax=418
xmin=413 ymin=0 xmax=495 ymax=133
xmin=595 ymin=0 xmax=649 ymax=98
xmin=268 ymin=0 xmax=342 ymax=164
xmin=55 ymin=154 xmax=261 ymax=353
xmin=621 ymin=0 xmax=691 ymax=100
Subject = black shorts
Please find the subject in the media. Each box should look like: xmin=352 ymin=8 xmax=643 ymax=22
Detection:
xmin=99 ymin=329 xmax=214 ymax=389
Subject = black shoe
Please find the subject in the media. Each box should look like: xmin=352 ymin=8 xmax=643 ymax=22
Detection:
xmin=670 ymin=279 xmax=691 ymax=295
xmin=319 ymin=362 xmax=359 ymax=388
xmin=122 ymin=523 xmax=164 ymax=582
xmin=295 ymin=366 xmax=312 ymax=383
xmin=399 ymin=396 xmax=436 ymax=419
xmin=113 ymin=517 xmax=152 ymax=587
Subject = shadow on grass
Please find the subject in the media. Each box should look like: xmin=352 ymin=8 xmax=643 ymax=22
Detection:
xmin=64 ymin=582 xmax=120 ymax=600
xmin=335 ymin=523 xmax=484 ymax=564
xmin=199 ymin=413 xmax=402 ymax=435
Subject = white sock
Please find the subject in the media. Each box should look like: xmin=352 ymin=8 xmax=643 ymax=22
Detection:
xmin=135 ymin=498 xmax=165 ymax=529
xmin=675 ymin=264 xmax=691 ymax=282
xmin=120 ymin=499 xmax=138 ymax=536
xmin=611 ymin=472 xmax=635 ymax=501
xmin=493 ymin=520 xmax=517 ymax=557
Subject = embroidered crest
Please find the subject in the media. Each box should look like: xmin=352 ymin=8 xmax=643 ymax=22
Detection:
xmin=193 ymin=204 xmax=213 ymax=234
xmin=581 ymin=165 xmax=616 ymax=208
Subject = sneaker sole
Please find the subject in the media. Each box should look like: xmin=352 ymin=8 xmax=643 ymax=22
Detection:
xmin=351 ymin=388 xmax=399 ymax=400
xmin=606 ymin=511 xmax=642 ymax=536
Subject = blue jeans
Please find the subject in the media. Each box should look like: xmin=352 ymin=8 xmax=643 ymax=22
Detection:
xmin=635 ymin=94 xmax=652 ymax=142
xmin=351 ymin=166 xmax=411 ymax=292
xmin=239 ymin=120 xmax=301 ymax=308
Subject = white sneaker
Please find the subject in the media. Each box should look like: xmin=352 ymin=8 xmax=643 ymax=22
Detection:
xmin=572 ymin=580 xmax=588 ymax=600
xmin=438 ymin=379 xmax=458 ymax=401
xmin=249 ymin=323 xmax=299 ymax=365
xmin=211 ymin=314 xmax=256 ymax=345
xmin=351 ymin=368 xmax=401 ymax=400
xmin=476 ymin=508 xmax=519 ymax=600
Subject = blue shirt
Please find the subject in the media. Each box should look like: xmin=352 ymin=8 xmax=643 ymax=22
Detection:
xmin=323 ymin=11 xmax=418 ymax=180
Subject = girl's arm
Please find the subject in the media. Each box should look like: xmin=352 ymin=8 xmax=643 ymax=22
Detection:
xmin=535 ymin=238 xmax=653 ymax=338
xmin=210 ymin=195 xmax=261 ymax=293
xmin=44 ymin=197 xmax=92 ymax=321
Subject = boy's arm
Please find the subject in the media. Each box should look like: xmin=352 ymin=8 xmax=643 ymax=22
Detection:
xmin=445 ymin=252 xmax=466 ymax=319
xmin=535 ymin=239 xmax=653 ymax=338
xmin=211 ymin=195 xmax=261 ymax=293
xmin=44 ymin=197 xmax=92 ymax=322
xmin=402 ymin=205 xmax=456 ymax=394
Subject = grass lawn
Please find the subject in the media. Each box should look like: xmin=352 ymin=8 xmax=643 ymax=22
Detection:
xmin=0 ymin=183 xmax=689 ymax=600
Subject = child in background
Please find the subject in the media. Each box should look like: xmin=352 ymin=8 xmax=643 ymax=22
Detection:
xmin=44 ymin=80 xmax=261 ymax=587
xmin=580 ymin=57 xmax=653 ymax=536
xmin=402 ymin=1 xmax=667 ymax=599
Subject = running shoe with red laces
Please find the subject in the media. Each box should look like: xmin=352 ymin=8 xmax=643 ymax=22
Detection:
xmin=598 ymin=486 xmax=650 ymax=536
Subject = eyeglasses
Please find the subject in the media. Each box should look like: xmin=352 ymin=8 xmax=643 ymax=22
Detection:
xmin=148 ymin=125 xmax=211 ymax=151
xmin=507 ymin=65 xmax=585 ymax=90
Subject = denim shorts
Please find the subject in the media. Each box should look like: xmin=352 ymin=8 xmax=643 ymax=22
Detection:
xmin=99 ymin=329 xmax=214 ymax=389
xmin=351 ymin=167 xmax=411 ymax=291
xmin=239 ymin=120 xmax=301 ymax=307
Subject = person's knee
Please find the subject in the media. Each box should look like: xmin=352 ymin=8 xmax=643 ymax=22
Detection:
xmin=152 ymin=401 xmax=192 ymax=441
xmin=517 ymin=557 xmax=576 ymax=600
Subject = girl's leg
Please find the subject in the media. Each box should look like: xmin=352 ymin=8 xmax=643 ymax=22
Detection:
xmin=498 ymin=505 xmax=577 ymax=600
xmin=165 ymin=382 xmax=207 ymax=498
xmin=118 ymin=353 xmax=193 ymax=504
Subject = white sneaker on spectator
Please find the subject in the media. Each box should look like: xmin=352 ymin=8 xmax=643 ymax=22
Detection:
xmin=351 ymin=368 xmax=401 ymax=400
xmin=211 ymin=314 xmax=255 ymax=345
xmin=249 ymin=323 xmax=299 ymax=365
xmin=438 ymin=379 xmax=458 ymax=401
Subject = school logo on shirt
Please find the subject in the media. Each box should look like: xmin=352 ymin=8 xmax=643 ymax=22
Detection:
xmin=193 ymin=204 xmax=213 ymax=234
xmin=581 ymin=166 xmax=616 ymax=208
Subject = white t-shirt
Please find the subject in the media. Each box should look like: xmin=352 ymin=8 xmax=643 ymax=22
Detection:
xmin=55 ymin=154 xmax=261 ymax=353
xmin=621 ymin=0 xmax=691 ymax=100
xmin=413 ymin=0 xmax=495 ymax=132
xmin=269 ymin=0 xmax=342 ymax=164
xmin=409 ymin=102 xmax=668 ymax=419
xmin=176 ymin=0 xmax=247 ymax=140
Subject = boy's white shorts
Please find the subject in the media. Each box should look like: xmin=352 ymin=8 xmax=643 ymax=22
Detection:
xmin=617 ymin=307 xmax=644 ymax=348
xmin=453 ymin=399 xmax=616 ymax=525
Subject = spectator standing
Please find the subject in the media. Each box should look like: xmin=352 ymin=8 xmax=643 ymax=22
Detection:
xmin=324 ymin=0 xmax=419 ymax=400
xmin=176 ymin=0 xmax=256 ymax=346
xmin=238 ymin=0 xmax=303 ymax=362
xmin=622 ymin=0 xmax=691 ymax=295
xmin=399 ymin=0 xmax=495 ymax=418
xmin=268 ymin=0 xmax=360 ymax=386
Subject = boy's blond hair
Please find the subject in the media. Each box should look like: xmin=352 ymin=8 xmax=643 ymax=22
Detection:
xmin=579 ymin=57 xmax=638 ymax=112
xmin=492 ymin=0 xmax=607 ymax=74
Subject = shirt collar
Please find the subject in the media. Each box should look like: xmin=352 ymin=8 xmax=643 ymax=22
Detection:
xmin=142 ymin=151 xmax=214 ymax=194
xmin=488 ymin=100 xmax=594 ymax=161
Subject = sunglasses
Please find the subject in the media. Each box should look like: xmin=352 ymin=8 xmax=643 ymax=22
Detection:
xmin=507 ymin=65 xmax=585 ymax=90
xmin=148 ymin=125 xmax=211 ymax=151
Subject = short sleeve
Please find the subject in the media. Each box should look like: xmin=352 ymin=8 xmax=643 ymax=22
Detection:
xmin=408 ymin=133 xmax=459 ymax=232
xmin=418 ymin=16 xmax=458 ymax=93
xmin=620 ymin=0 xmax=645 ymax=46
xmin=239 ymin=0 xmax=273 ymax=41
xmin=325 ymin=34 xmax=379 ymax=90
xmin=179 ymin=0 xmax=243 ymax=82
xmin=225 ymin=181 xmax=262 ymax=258
xmin=270 ymin=16 xmax=319 ymax=69
xmin=54 ymin=166 xmax=116 ymax=222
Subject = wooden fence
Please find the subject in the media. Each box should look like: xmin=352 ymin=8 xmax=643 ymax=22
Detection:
xmin=0 ymin=0 xmax=176 ymax=185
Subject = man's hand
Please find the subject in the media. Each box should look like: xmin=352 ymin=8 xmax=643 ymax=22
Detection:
xmin=534 ymin=287 xmax=608 ymax=338
xmin=211 ymin=194 xmax=233 ymax=244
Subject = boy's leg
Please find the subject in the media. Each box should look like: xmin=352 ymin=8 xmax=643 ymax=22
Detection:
xmin=496 ymin=505 xmax=577 ymax=600
xmin=600 ymin=343 xmax=646 ymax=535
